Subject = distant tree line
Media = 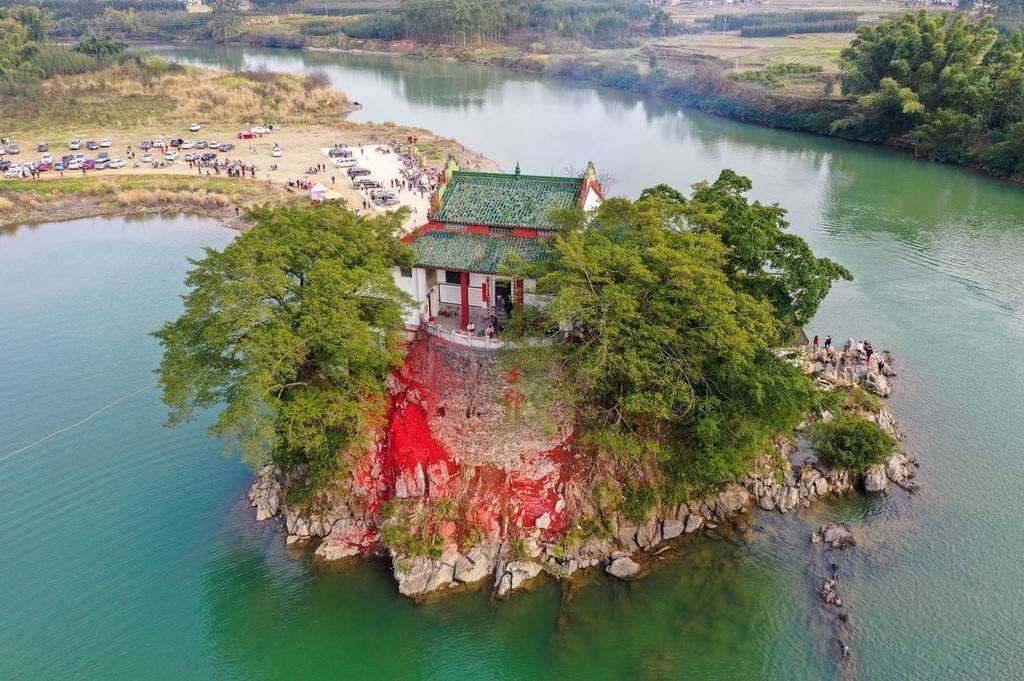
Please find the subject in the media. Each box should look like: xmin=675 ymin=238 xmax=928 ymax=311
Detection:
xmin=339 ymin=0 xmax=677 ymax=48
xmin=700 ymin=10 xmax=860 ymax=32
xmin=739 ymin=19 xmax=859 ymax=38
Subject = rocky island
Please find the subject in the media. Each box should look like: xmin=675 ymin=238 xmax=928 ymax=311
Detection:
xmin=156 ymin=165 xmax=913 ymax=602
xmin=248 ymin=332 xmax=915 ymax=598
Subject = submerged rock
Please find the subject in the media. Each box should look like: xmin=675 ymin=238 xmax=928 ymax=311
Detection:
xmin=817 ymin=523 xmax=856 ymax=550
xmin=606 ymin=555 xmax=642 ymax=579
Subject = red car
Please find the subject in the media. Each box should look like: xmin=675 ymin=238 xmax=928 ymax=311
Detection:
xmin=35 ymin=162 xmax=51 ymax=172
xmin=82 ymin=159 xmax=95 ymax=170
xmin=238 ymin=131 xmax=255 ymax=139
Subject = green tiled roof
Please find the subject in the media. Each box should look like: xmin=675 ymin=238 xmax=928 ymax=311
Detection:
xmin=433 ymin=171 xmax=582 ymax=230
xmin=412 ymin=231 xmax=552 ymax=274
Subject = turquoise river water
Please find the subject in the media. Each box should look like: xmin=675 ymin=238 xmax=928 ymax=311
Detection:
xmin=1 ymin=45 xmax=1023 ymax=680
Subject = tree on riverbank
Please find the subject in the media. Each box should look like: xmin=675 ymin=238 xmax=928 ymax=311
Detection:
xmin=836 ymin=11 xmax=1024 ymax=176
xmin=503 ymin=173 xmax=849 ymax=500
xmin=155 ymin=205 xmax=413 ymax=494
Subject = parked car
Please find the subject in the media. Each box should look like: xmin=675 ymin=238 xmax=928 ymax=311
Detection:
xmin=189 ymin=122 xmax=201 ymax=132
xmin=271 ymin=147 xmax=283 ymax=158
xmin=195 ymin=140 xmax=208 ymax=149
xmin=140 ymin=140 xmax=152 ymax=150
xmin=169 ymin=138 xmax=183 ymax=148
xmin=109 ymin=159 xmax=125 ymax=169
xmin=97 ymin=151 xmax=109 ymax=161
xmin=141 ymin=153 xmax=154 ymax=164
xmin=207 ymin=140 xmax=220 ymax=149
xmin=7 ymin=143 xmax=20 ymax=154
xmin=375 ymin=195 xmax=399 ymax=207
xmin=153 ymin=139 xmax=164 ymax=149
xmin=69 ymin=139 xmax=82 ymax=150
xmin=0 ymin=160 xmax=9 ymax=171
xmin=251 ymin=125 xmax=270 ymax=134
xmin=181 ymin=140 xmax=195 ymax=150
xmin=36 ymin=162 xmax=52 ymax=172
xmin=164 ymin=151 xmax=178 ymax=161
xmin=328 ymin=147 xmax=351 ymax=158
xmin=218 ymin=143 xmax=234 ymax=152
xmin=238 ymin=131 xmax=255 ymax=140
xmin=41 ymin=153 xmax=53 ymax=164
xmin=184 ymin=152 xmax=199 ymax=162
xmin=94 ymin=158 xmax=109 ymax=170
xmin=347 ymin=166 xmax=371 ymax=178
xmin=82 ymin=159 xmax=95 ymax=170
xmin=37 ymin=142 xmax=48 ymax=152
xmin=100 ymin=138 xmax=111 ymax=148
xmin=3 ymin=166 xmax=23 ymax=178
xmin=353 ymin=178 xmax=381 ymax=189
xmin=52 ymin=162 xmax=66 ymax=171
xmin=200 ymin=152 xmax=217 ymax=162
xmin=332 ymin=158 xmax=356 ymax=168
xmin=66 ymin=159 xmax=81 ymax=170
xmin=74 ymin=153 xmax=85 ymax=163
xmin=86 ymin=141 xmax=98 ymax=151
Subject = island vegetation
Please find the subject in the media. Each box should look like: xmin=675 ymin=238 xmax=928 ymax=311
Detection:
xmin=151 ymin=169 xmax=899 ymax=535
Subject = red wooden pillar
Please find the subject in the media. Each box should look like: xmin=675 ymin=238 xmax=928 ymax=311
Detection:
xmin=514 ymin=278 xmax=524 ymax=309
xmin=460 ymin=271 xmax=470 ymax=329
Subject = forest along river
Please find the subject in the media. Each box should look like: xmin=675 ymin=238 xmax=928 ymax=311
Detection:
xmin=0 ymin=45 xmax=1021 ymax=680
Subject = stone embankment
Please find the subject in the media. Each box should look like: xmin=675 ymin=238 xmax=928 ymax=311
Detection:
xmin=247 ymin=336 xmax=917 ymax=599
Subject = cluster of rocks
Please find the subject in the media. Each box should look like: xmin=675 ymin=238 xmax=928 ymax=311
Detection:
xmin=811 ymin=524 xmax=856 ymax=665
xmin=806 ymin=339 xmax=895 ymax=397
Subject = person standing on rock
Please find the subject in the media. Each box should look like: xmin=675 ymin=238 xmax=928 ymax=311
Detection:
xmin=813 ymin=335 xmax=820 ymax=351
xmin=824 ymin=335 xmax=832 ymax=350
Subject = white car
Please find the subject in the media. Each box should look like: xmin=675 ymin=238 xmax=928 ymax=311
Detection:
xmin=180 ymin=140 xmax=195 ymax=149
xmin=141 ymin=153 xmax=154 ymax=164
xmin=109 ymin=159 xmax=125 ymax=169
xmin=69 ymin=139 xmax=82 ymax=150
xmin=41 ymin=153 xmax=53 ymax=164
xmin=189 ymin=122 xmax=201 ymax=132
xmin=66 ymin=159 xmax=81 ymax=170
xmin=207 ymin=140 xmax=220 ymax=149
xmin=100 ymin=138 xmax=111 ymax=148
xmin=251 ymin=125 xmax=270 ymax=135
xmin=184 ymin=152 xmax=199 ymax=162
xmin=271 ymin=147 xmax=282 ymax=157
xmin=0 ymin=146 xmax=5 ymax=155
xmin=3 ymin=166 xmax=23 ymax=178
xmin=163 ymin=151 xmax=178 ymax=161
xmin=153 ymin=139 xmax=164 ymax=149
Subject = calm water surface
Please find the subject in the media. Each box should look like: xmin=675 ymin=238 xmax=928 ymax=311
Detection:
xmin=2 ymin=46 xmax=1023 ymax=680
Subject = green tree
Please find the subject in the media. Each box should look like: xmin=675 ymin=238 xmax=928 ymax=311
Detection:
xmin=155 ymin=204 xmax=412 ymax=493
xmin=504 ymin=179 xmax=835 ymax=494
xmin=676 ymin=170 xmax=852 ymax=329
xmin=74 ymin=34 xmax=127 ymax=59
xmin=810 ymin=413 xmax=896 ymax=471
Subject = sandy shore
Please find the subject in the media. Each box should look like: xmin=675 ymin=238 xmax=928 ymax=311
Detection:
xmin=3 ymin=120 xmax=500 ymax=231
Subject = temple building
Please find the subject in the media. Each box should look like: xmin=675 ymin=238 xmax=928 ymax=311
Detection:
xmin=393 ymin=159 xmax=603 ymax=348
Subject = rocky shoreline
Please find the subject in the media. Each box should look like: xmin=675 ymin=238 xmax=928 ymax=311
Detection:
xmin=248 ymin=337 xmax=917 ymax=599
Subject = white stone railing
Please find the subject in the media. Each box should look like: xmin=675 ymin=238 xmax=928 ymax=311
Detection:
xmin=420 ymin=316 xmax=504 ymax=351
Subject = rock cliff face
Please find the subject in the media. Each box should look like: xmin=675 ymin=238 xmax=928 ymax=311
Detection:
xmin=248 ymin=336 xmax=917 ymax=599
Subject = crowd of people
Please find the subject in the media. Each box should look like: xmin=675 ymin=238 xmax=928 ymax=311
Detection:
xmin=812 ymin=334 xmax=884 ymax=371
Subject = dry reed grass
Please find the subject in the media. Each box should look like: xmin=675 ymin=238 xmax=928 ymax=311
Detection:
xmin=114 ymin=188 xmax=233 ymax=209
xmin=42 ymin=61 xmax=349 ymax=130
xmin=0 ymin=196 xmax=14 ymax=212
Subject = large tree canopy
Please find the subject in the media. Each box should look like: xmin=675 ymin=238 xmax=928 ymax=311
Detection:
xmin=155 ymin=204 xmax=412 ymax=493
xmin=506 ymin=173 xmax=843 ymax=495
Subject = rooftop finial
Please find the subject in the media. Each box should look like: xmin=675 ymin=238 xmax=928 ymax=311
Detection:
xmin=514 ymin=162 xmax=521 ymax=176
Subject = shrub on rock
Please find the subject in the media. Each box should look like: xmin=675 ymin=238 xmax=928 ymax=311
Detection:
xmin=810 ymin=413 xmax=897 ymax=471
